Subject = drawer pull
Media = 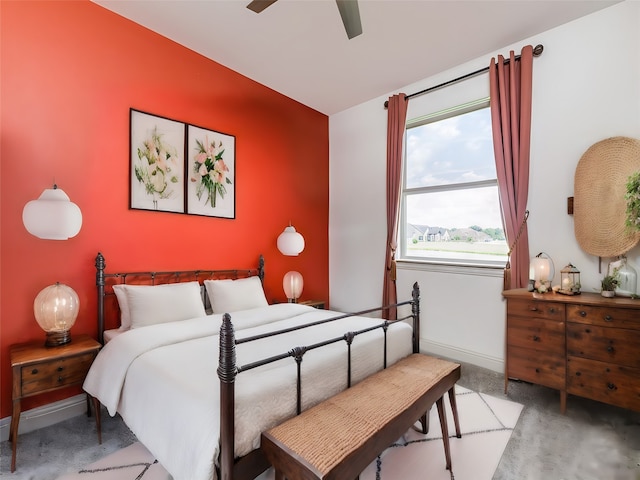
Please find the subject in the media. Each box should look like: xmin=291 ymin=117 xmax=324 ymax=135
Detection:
xmin=579 ymin=310 xmax=587 ymax=317
xmin=529 ymin=306 xmax=538 ymax=312
xmin=31 ymin=368 xmax=38 ymax=375
xmin=585 ymin=328 xmax=591 ymax=333
xmin=604 ymin=315 xmax=613 ymax=322
xmin=607 ymin=346 xmax=614 ymax=353
xmin=58 ymin=376 xmax=64 ymax=383
xmin=549 ymin=308 xmax=556 ymax=314
xmin=535 ymin=368 xmax=540 ymax=373
xmin=575 ymin=371 xmax=581 ymax=377
xmin=532 ymin=335 xmax=540 ymax=342
xmin=608 ymin=383 xmax=617 ymax=390
xmin=57 ymin=366 xmax=64 ymax=372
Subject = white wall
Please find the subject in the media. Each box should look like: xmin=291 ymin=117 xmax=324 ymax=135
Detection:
xmin=329 ymin=1 xmax=640 ymax=372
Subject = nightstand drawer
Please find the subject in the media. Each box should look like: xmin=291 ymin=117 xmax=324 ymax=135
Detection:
xmin=300 ymin=300 xmax=325 ymax=309
xmin=20 ymin=352 xmax=95 ymax=396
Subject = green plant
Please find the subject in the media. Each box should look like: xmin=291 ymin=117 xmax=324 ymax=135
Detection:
xmin=625 ymin=171 xmax=640 ymax=231
xmin=601 ymin=274 xmax=619 ymax=292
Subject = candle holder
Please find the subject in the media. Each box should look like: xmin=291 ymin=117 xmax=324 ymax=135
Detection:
xmin=558 ymin=263 xmax=581 ymax=295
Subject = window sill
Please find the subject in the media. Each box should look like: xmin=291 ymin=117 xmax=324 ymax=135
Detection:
xmin=396 ymin=259 xmax=504 ymax=277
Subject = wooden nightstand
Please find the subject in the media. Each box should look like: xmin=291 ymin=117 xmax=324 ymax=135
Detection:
xmin=299 ymin=300 xmax=326 ymax=309
xmin=9 ymin=334 xmax=101 ymax=472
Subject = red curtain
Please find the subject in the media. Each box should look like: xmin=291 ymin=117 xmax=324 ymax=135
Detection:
xmin=383 ymin=94 xmax=408 ymax=320
xmin=490 ymin=46 xmax=533 ymax=289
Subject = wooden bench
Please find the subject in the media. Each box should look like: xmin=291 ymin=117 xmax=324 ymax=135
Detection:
xmin=261 ymin=353 xmax=461 ymax=480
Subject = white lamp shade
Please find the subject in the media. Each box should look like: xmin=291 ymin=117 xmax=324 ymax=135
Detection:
xmin=283 ymin=271 xmax=304 ymax=301
xmin=277 ymin=225 xmax=305 ymax=256
xmin=23 ymin=187 xmax=82 ymax=240
xmin=34 ymin=282 xmax=79 ymax=346
xmin=529 ymin=253 xmax=555 ymax=285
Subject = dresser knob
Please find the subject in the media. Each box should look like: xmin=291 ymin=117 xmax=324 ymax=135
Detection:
xmin=58 ymin=376 xmax=64 ymax=383
xmin=608 ymin=383 xmax=617 ymax=390
xmin=31 ymin=368 xmax=38 ymax=375
xmin=549 ymin=308 xmax=556 ymax=314
xmin=535 ymin=368 xmax=540 ymax=373
xmin=576 ymin=371 xmax=582 ymax=377
xmin=529 ymin=306 xmax=538 ymax=312
xmin=532 ymin=335 xmax=540 ymax=342
xmin=607 ymin=346 xmax=614 ymax=353
xmin=57 ymin=366 xmax=64 ymax=372
xmin=585 ymin=329 xmax=591 ymax=333
xmin=604 ymin=315 xmax=613 ymax=322
xmin=579 ymin=310 xmax=587 ymax=317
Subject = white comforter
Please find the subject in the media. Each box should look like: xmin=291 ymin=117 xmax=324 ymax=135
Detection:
xmin=83 ymin=303 xmax=413 ymax=480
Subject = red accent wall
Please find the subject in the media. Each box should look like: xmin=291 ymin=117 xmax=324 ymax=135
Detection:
xmin=0 ymin=1 xmax=329 ymax=418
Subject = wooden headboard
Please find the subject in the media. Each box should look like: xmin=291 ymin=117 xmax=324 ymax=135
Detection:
xmin=94 ymin=252 xmax=265 ymax=344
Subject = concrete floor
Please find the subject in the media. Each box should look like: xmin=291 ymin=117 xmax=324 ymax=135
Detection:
xmin=1 ymin=361 xmax=639 ymax=480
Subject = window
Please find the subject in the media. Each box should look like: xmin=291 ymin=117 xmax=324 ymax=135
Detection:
xmin=400 ymin=98 xmax=507 ymax=266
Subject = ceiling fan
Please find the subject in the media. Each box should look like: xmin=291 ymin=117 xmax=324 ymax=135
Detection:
xmin=246 ymin=0 xmax=363 ymax=39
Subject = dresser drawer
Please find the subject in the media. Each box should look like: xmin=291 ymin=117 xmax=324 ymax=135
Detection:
xmin=567 ymin=356 xmax=640 ymax=412
xmin=567 ymin=304 xmax=640 ymax=328
xmin=507 ymin=299 xmax=565 ymax=321
xmin=20 ymin=352 xmax=96 ymax=397
xmin=507 ymin=316 xmax=565 ymax=353
xmin=567 ymin=323 xmax=640 ymax=368
xmin=507 ymin=347 xmax=565 ymax=389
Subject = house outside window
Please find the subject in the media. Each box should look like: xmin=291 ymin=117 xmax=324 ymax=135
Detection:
xmin=399 ymin=98 xmax=508 ymax=267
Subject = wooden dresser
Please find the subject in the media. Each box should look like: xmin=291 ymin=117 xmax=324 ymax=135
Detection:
xmin=503 ymin=289 xmax=640 ymax=413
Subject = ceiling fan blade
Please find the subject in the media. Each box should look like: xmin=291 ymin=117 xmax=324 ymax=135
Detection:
xmin=247 ymin=0 xmax=278 ymax=14
xmin=335 ymin=0 xmax=362 ymax=39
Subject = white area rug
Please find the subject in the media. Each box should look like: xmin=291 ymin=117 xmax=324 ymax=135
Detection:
xmin=57 ymin=387 xmax=522 ymax=480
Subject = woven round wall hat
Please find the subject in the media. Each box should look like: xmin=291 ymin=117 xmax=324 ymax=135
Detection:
xmin=574 ymin=136 xmax=640 ymax=257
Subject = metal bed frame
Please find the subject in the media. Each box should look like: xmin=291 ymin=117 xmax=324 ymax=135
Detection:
xmin=94 ymin=252 xmax=420 ymax=480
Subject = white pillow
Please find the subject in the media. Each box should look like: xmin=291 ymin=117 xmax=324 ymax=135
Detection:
xmin=117 ymin=282 xmax=206 ymax=329
xmin=112 ymin=284 xmax=132 ymax=330
xmin=205 ymin=277 xmax=268 ymax=314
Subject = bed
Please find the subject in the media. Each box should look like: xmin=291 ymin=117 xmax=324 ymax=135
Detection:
xmin=83 ymin=252 xmax=422 ymax=480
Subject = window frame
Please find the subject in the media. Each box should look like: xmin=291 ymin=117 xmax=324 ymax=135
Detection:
xmin=399 ymin=97 xmax=506 ymax=269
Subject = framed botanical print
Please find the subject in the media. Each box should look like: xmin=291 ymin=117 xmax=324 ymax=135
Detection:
xmin=130 ymin=109 xmax=185 ymax=213
xmin=186 ymin=124 xmax=236 ymax=219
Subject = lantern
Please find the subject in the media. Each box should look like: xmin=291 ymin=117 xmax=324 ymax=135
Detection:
xmin=529 ymin=252 xmax=555 ymax=292
xmin=559 ymin=263 xmax=581 ymax=295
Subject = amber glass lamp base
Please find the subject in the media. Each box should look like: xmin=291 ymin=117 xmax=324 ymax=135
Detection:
xmin=45 ymin=330 xmax=72 ymax=347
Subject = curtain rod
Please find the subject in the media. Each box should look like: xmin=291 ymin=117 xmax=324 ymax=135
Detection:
xmin=383 ymin=44 xmax=544 ymax=109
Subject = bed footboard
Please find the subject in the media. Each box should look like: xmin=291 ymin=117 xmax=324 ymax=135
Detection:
xmin=217 ymin=282 xmax=421 ymax=480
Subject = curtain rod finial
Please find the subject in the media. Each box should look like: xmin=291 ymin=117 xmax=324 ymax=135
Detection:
xmin=533 ymin=44 xmax=544 ymax=57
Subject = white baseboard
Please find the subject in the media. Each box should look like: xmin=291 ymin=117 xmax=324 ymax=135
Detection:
xmin=419 ymin=338 xmax=504 ymax=374
xmin=0 ymin=394 xmax=87 ymax=442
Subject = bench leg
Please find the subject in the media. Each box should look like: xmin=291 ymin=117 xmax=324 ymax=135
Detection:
xmin=274 ymin=469 xmax=285 ymax=480
xmin=436 ymin=397 xmax=452 ymax=471
xmin=448 ymin=386 xmax=461 ymax=438
xmin=419 ymin=411 xmax=430 ymax=434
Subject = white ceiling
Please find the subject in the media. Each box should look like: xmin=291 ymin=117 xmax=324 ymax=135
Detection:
xmin=93 ymin=0 xmax=620 ymax=115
